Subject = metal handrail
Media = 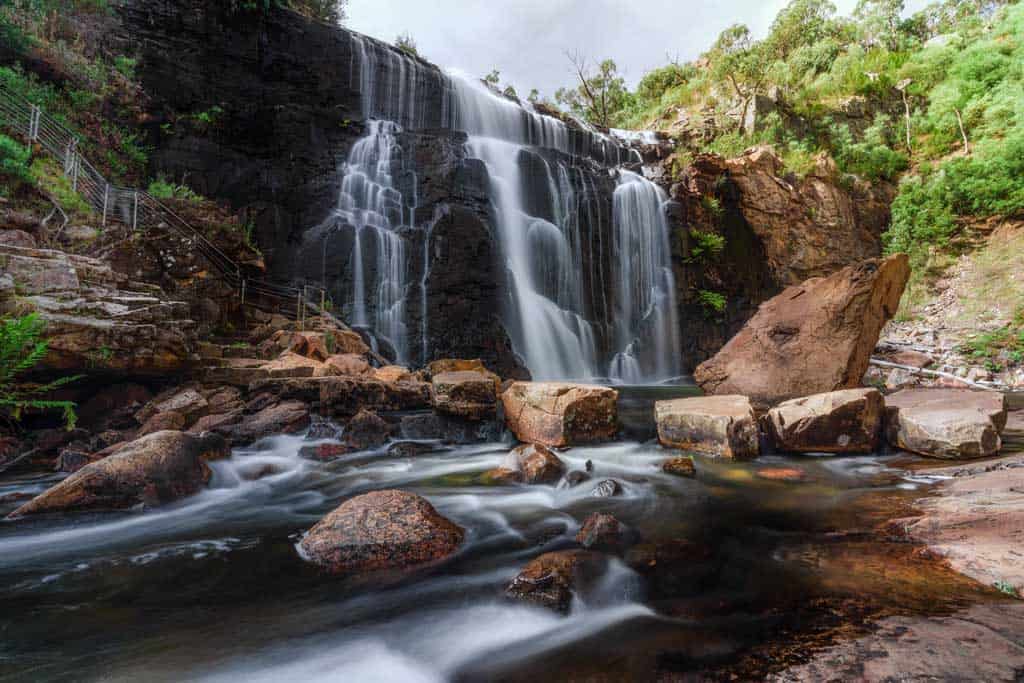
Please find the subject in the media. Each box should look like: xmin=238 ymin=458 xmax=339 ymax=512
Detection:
xmin=0 ymin=84 xmax=331 ymax=321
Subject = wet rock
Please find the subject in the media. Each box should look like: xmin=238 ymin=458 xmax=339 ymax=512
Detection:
xmin=215 ymin=400 xmax=310 ymax=446
xmin=373 ymin=365 xmax=415 ymax=383
xmin=430 ymin=370 xmax=497 ymax=420
xmin=481 ymin=467 xmax=522 ymax=485
xmin=885 ymin=388 xmax=1007 ymax=459
xmin=662 ymin=456 xmax=696 ymax=477
xmin=501 ymin=381 xmax=618 ymax=448
xmin=575 ymin=513 xmax=624 ymax=552
xmin=695 ymin=255 xmax=910 ymax=406
xmin=8 ymin=431 xmax=229 ymax=518
xmin=297 ymin=443 xmax=350 ymax=461
xmin=655 ymin=395 xmax=759 ymax=459
xmin=344 ymin=409 xmax=389 ymax=450
xmin=298 ymin=490 xmax=464 ymax=575
xmin=515 ymin=443 xmax=566 ymax=484
xmin=399 ymin=411 xmax=499 ymax=444
xmin=188 ymin=411 xmax=242 ymax=434
xmin=505 ymin=550 xmax=605 ymax=613
xmin=591 ymin=479 xmax=623 ymax=497
xmin=558 ymin=470 xmax=591 ymax=489
xmin=387 ymin=441 xmax=433 ymax=458
xmin=305 ymin=418 xmax=342 ymax=441
xmin=54 ymin=448 xmax=99 ymax=473
xmin=767 ymin=388 xmax=884 ymax=453
xmin=757 ymin=467 xmax=807 ymax=482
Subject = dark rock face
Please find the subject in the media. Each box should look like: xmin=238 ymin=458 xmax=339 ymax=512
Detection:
xmin=344 ymin=409 xmax=390 ymax=450
xmin=8 ymin=431 xmax=229 ymax=518
xmin=298 ymin=490 xmax=464 ymax=575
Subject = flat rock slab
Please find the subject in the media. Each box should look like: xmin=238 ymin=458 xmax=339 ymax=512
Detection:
xmin=770 ymin=603 xmax=1024 ymax=682
xmin=655 ymin=395 xmax=759 ymax=459
xmin=886 ymin=388 xmax=1007 ymax=459
xmin=431 ymin=370 xmax=497 ymax=420
xmin=767 ymin=388 xmax=883 ymax=453
xmin=298 ymin=490 xmax=464 ymax=576
xmin=501 ymin=382 xmax=618 ymax=448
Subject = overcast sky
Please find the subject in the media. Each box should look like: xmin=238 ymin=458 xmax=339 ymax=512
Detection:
xmin=347 ymin=0 xmax=931 ymax=97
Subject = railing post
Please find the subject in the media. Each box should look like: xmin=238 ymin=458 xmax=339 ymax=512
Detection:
xmin=297 ymin=291 xmax=302 ymax=327
xmin=71 ymin=152 xmax=79 ymax=192
xmin=132 ymin=191 xmax=139 ymax=231
xmin=240 ymin=278 xmax=246 ymax=308
xmin=102 ymin=184 xmax=109 ymax=227
xmin=28 ymin=105 xmax=40 ymax=141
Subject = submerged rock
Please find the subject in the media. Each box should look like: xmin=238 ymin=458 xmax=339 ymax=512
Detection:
xmin=757 ymin=467 xmax=808 ymax=482
xmin=885 ymin=388 xmax=1007 ymax=459
xmin=576 ymin=513 xmax=624 ymax=552
xmin=662 ymin=456 xmax=697 ymax=477
xmin=767 ymin=388 xmax=884 ymax=453
xmin=655 ymin=395 xmax=759 ymax=459
xmin=695 ymin=255 xmax=910 ymax=406
xmin=591 ymin=479 xmax=623 ymax=497
xmin=501 ymin=381 xmax=618 ymax=448
xmin=8 ymin=431 xmax=229 ymax=518
xmin=298 ymin=490 xmax=464 ymax=575
xmin=505 ymin=550 xmax=605 ymax=613
xmin=484 ymin=443 xmax=566 ymax=485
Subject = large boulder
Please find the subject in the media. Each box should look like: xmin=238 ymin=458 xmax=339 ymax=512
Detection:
xmin=885 ymin=389 xmax=1007 ymax=459
xmin=655 ymin=395 xmax=759 ymax=459
xmin=767 ymin=388 xmax=884 ymax=453
xmin=505 ymin=550 xmax=605 ymax=613
xmin=695 ymin=255 xmax=910 ymax=407
xmin=501 ymin=382 xmax=618 ymax=448
xmin=298 ymin=490 xmax=464 ymax=575
xmin=431 ymin=370 xmax=497 ymax=420
xmin=8 ymin=431 xmax=229 ymax=518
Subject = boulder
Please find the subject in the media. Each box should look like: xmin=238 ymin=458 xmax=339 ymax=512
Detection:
xmin=8 ymin=431 xmax=229 ymax=518
xmin=655 ymin=395 xmax=759 ymax=459
xmin=137 ymin=410 xmax=187 ymax=436
xmin=695 ymin=255 xmax=910 ymax=406
xmin=344 ymin=409 xmax=389 ymax=450
xmin=766 ymin=388 xmax=884 ymax=453
xmin=505 ymin=550 xmax=605 ymax=613
xmin=260 ymin=351 xmax=322 ymax=379
xmin=485 ymin=443 xmax=566 ymax=485
xmin=214 ymin=400 xmax=309 ymax=445
xmin=431 ymin=370 xmax=497 ymax=420
xmin=298 ymin=490 xmax=464 ymax=575
xmin=575 ymin=513 xmax=624 ymax=552
xmin=374 ymin=365 xmax=415 ymax=383
xmin=298 ymin=443 xmax=350 ymax=461
xmin=318 ymin=353 xmax=371 ymax=377
xmin=885 ymin=389 xmax=1007 ymax=459
xmin=501 ymin=382 xmax=619 ymax=448
xmin=662 ymin=456 xmax=696 ymax=477
xmin=591 ymin=479 xmax=623 ymax=497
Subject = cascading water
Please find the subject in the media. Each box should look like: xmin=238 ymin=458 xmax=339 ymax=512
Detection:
xmin=323 ymin=33 xmax=681 ymax=381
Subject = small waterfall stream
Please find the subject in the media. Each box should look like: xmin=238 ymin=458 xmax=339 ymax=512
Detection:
xmin=322 ymin=33 xmax=681 ymax=381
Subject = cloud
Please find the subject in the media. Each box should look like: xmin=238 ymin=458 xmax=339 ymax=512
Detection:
xmin=346 ymin=0 xmax=930 ymax=98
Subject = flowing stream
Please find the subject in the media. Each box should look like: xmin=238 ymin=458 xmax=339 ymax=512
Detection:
xmin=0 ymin=386 xmax=1004 ymax=681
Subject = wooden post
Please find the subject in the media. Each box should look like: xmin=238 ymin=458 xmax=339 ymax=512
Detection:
xmin=132 ymin=191 xmax=139 ymax=231
xmin=102 ymin=184 xmax=109 ymax=227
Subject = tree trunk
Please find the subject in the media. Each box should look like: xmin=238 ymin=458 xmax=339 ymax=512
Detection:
xmin=954 ymin=107 xmax=970 ymax=155
xmin=902 ymin=89 xmax=912 ymax=152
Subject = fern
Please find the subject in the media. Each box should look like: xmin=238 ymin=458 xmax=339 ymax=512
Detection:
xmin=0 ymin=314 xmax=80 ymax=430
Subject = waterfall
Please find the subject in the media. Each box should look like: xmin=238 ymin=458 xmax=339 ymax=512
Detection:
xmin=319 ymin=31 xmax=680 ymax=381
xmin=608 ymin=171 xmax=681 ymax=383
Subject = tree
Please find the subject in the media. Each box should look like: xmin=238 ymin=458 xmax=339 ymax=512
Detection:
xmin=483 ymin=69 xmax=501 ymax=88
xmin=288 ymin=0 xmax=349 ymax=24
xmin=765 ymin=0 xmax=839 ymax=59
xmin=707 ymin=24 xmax=770 ymax=131
xmin=395 ymin=32 xmax=418 ymax=57
xmin=554 ymin=54 xmax=630 ymax=128
xmin=854 ymin=0 xmax=906 ymax=50
xmin=527 ymin=88 xmax=540 ymax=104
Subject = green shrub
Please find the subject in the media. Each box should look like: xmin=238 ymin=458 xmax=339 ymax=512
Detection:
xmin=147 ymin=175 xmax=202 ymax=202
xmin=687 ymin=229 xmax=726 ymax=262
xmin=0 ymin=134 xmax=35 ymax=194
xmin=696 ymin=289 xmax=727 ymax=318
xmin=0 ymin=313 xmax=79 ymax=430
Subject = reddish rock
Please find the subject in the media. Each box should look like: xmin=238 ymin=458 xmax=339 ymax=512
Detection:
xmin=8 ymin=431 xmax=229 ymax=518
xmin=662 ymin=456 xmax=697 ymax=477
xmin=481 ymin=467 xmax=523 ymax=485
xmin=757 ymin=467 xmax=807 ymax=482
xmin=501 ymin=382 xmax=618 ymax=448
xmin=298 ymin=490 xmax=464 ymax=575
xmin=318 ymin=353 xmax=371 ymax=377
xmin=576 ymin=513 xmax=624 ymax=552
xmin=260 ymin=351 xmax=322 ymax=378
xmin=137 ymin=410 xmax=186 ymax=436
xmin=767 ymin=388 xmax=884 ymax=453
xmin=505 ymin=550 xmax=605 ymax=612
xmin=298 ymin=443 xmax=350 ymax=461
xmin=374 ymin=365 xmax=415 ymax=383
xmin=655 ymin=395 xmax=759 ymax=459
xmin=214 ymin=401 xmax=309 ymax=445
xmin=695 ymin=255 xmax=910 ymax=407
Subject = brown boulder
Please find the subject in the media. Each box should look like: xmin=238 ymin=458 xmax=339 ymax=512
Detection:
xmin=501 ymin=382 xmax=618 ymax=448
xmin=214 ymin=400 xmax=310 ymax=445
xmin=344 ymin=409 xmax=390 ymax=450
xmin=662 ymin=456 xmax=697 ymax=477
xmin=374 ymin=365 xmax=415 ymax=383
xmin=575 ymin=513 xmax=624 ymax=552
xmin=505 ymin=550 xmax=605 ymax=613
xmin=318 ymin=353 xmax=371 ymax=377
xmin=484 ymin=443 xmax=566 ymax=485
xmin=767 ymin=388 xmax=884 ymax=453
xmin=137 ymin=410 xmax=187 ymax=436
xmin=885 ymin=388 xmax=1007 ymax=459
xmin=695 ymin=255 xmax=910 ymax=407
xmin=431 ymin=370 xmax=497 ymax=420
xmin=8 ymin=431 xmax=229 ymax=518
xmin=655 ymin=395 xmax=759 ymax=459
xmin=298 ymin=490 xmax=464 ymax=575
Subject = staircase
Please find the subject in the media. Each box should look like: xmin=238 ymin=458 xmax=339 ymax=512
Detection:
xmin=0 ymin=84 xmax=329 ymax=321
